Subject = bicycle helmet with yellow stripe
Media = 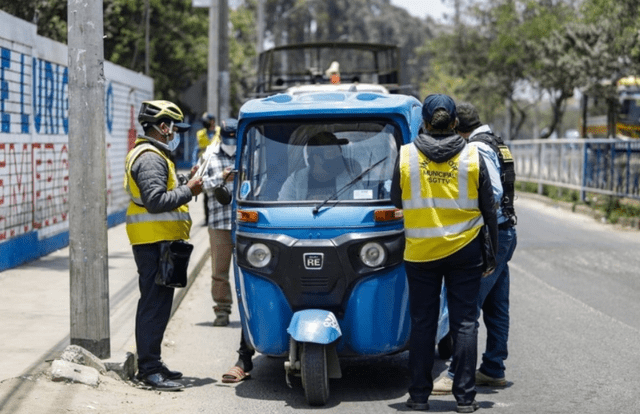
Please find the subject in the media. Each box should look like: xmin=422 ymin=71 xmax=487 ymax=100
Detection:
xmin=138 ymin=100 xmax=190 ymax=132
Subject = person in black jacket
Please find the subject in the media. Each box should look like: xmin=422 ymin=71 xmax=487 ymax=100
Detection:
xmin=390 ymin=94 xmax=497 ymax=413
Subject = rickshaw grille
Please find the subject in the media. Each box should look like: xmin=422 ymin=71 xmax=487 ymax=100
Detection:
xmin=301 ymin=275 xmax=330 ymax=289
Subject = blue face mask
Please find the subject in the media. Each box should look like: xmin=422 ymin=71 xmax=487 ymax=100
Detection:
xmin=168 ymin=135 xmax=181 ymax=152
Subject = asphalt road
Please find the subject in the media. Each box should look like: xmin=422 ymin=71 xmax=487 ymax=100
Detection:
xmin=159 ymin=194 xmax=640 ymax=414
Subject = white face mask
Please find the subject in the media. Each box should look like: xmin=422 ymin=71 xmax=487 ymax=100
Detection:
xmin=221 ymin=142 xmax=236 ymax=157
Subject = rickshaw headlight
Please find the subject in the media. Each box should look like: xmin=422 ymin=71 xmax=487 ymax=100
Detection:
xmin=359 ymin=242 xmax=386 ymax=268
xmin=246 ymin=243 xmax=272 ymax=268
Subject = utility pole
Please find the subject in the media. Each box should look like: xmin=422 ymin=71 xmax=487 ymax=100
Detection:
xmin=144 ymin=0 xmax=150 ymax=75
xmin=219 ymin=0 xmax=230 ymax=120
xmin=257 ymin=0 xmax=265 ymax=54
xmin=208 ymin=0 xmax=219 ymax=117
xmin=67 ymin=0 xmax=110 ymax=358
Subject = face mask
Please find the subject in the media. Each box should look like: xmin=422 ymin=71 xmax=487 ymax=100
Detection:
xmin=168 ymin=135 xmax=181 ymax=152
xmin=221 ymin=142 xmax=236 ymax=157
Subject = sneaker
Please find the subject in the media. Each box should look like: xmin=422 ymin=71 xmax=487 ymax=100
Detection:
xmin=432 ymin=376 xmax=453 ymax=395
xmin=213 ymin=313 xmax=229 ymax=326
xmin=475 ymin=370 xmax=506 ymax=387
xmin=457 ymin=400 xmax=479 ymax=413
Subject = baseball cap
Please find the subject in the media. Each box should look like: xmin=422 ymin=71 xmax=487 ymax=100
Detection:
xmin=422 ymin=94 xmax=457 ymax=124
xmin=307 ymin=131 xmax=349 ymax=147
xmin=456 ymin=102 xmax=482 ymax=133
xmin=220 ymin=118 xmax=238 ymax=145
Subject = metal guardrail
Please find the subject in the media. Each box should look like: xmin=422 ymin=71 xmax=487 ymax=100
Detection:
xmin=508 ymin=139 xmax=640 ymax=200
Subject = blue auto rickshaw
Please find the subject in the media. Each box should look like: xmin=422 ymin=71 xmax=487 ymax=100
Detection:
xmin=215 ymin=91 xmax=449 ymax=405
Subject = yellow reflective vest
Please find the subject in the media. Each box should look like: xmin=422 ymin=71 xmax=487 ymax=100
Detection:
xmin=399 ymin=142 xmax=484 ymax=262
xmin=197 ymin=126 xmax=221 ymax=158
xmin=124 ymin=138 xmax=192 ymax=245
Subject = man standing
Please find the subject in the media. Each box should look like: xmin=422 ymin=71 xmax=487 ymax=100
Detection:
xmin=203 ymin=118 xmax=238 ymax=326
xmin=391 ymin=94 xmax=498 ymax=413
xmin=197 ymin=113 xmax=221 ymax=225
xmin=124 ymin=100 xmax=203 ymax=390
xmin=433 ymin=102 xmax=518 ymax=394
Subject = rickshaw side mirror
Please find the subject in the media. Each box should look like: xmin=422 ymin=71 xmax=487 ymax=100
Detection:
xmin=214 ymin=185 xmax=232 ymax=205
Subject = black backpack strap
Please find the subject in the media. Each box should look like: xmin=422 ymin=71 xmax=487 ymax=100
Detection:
xmin=469 ymin=132 xmax=517 ymax=226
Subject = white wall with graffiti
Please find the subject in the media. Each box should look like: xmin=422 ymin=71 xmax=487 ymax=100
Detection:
xmin=0 ymin=11 xmax=153 ymax=271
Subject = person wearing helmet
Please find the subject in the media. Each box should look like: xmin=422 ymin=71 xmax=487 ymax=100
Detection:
xmin=202 ymin=118 xmax=238 ymax=327
xmin=197 ymin=112 xmax=221 ymax=159
xmin=123 ymin=100 xmax=204 ymax=391
xmin=197 ymin=112 xmax=221 ymax=226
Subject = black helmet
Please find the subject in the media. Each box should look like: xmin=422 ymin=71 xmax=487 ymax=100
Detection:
xmin=138 ymin=100 xmax=190 ymax=132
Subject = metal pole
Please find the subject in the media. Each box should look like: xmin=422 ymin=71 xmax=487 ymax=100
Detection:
xmin=257 ymin=0 xmax=265 ymax=53
xmin=208 ymin=0 xmax=219 ymax=117
xmin=67 ymin=0 xmax=110 ymax=358
xmin=144 ymin=0 xmax=150 ymax=75
xmin=219 ymin=0 xmax=230 ymax=120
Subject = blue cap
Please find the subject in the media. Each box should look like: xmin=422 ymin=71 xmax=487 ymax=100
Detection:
xmin=220 ymin=118 xmax=238 ymax=145
xmin=422 ymin=94 xmax=457 ymax=123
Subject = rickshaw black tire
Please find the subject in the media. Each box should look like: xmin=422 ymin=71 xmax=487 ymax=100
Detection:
xmin=437 ymin=333 xmax=454 ymax=360
xmin=301 ymin=342 xmax=330 ymax=406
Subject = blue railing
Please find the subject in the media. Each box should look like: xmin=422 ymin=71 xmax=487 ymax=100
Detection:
xmin=508 ymin=139 xmax=640 ymax=200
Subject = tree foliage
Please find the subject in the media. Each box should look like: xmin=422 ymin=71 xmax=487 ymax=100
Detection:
xmin=3 ymin=0 xmax=638 ymax=138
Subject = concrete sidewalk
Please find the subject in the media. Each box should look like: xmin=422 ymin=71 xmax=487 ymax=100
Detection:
xmin=0 ymin=196 xmax=211 ymax=382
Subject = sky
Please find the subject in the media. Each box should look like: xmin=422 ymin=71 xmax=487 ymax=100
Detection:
xmin=390 ymin=0 xmax=454 ymax=23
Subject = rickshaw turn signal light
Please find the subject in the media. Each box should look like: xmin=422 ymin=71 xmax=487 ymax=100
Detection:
xmin=237 ymin=210 xmax=259 ymax=223
xmin=374 ymin=209 xmax=403 ymax=222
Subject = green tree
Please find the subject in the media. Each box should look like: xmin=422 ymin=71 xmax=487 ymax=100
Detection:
xmin=577 ymin=0 xmax=640 ymax=136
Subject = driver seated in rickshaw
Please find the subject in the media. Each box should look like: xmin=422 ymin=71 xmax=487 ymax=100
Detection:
xmin=277 ymin=131 xmax=364 ymax=201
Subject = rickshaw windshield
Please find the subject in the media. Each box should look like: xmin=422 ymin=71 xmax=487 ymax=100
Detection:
xmin=237 ymin=120 xmax=401 ymax=203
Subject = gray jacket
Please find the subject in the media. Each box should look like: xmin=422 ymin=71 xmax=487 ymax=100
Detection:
xmin=130 ymin=138 xmax=193 ymax=214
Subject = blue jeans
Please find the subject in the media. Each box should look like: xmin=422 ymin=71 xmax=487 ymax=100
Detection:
xmin=478 ymin=226 xmax=517 ymax=378
xmin=447 ymin=226 xmax=517 ymax=380
xmin=406 ymin=235 xmax=483 ymax=405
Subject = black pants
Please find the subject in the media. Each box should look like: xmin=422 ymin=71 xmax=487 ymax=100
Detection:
xmin=406 ymin=235 xmax=483 ymax=405
xmin=133 ymin=243 xmax=175 ymax=375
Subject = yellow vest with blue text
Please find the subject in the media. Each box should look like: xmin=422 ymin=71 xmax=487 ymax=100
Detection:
xmin=399 ymin=142 xmax=484 ymax=262
xmin=124 ymin=139 xmax=192 ymax=245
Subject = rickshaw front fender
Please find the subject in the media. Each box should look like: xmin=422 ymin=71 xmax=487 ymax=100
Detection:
xmin=287 ymin=309 xmax=342 ymax=345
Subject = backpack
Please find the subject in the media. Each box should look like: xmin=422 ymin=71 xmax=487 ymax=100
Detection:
xmin=468 ymin=132 xmax=517 ymax=226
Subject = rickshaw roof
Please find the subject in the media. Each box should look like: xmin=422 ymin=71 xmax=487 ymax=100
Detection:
xmin=238 ymin=92 xmax=422 ymax=123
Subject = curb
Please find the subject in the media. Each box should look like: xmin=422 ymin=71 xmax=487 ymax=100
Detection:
xmin=516 ymin=191 xmax=640 ymax=231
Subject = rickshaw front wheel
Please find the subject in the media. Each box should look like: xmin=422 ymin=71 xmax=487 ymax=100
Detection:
xmin=301 ymin=342 xmax=330 ymax=406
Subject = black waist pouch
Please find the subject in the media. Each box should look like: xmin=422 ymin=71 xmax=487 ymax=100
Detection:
xmin=156 ymin=241 xmax=194 ymax=288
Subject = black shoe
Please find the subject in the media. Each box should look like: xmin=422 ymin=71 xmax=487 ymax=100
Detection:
xmin=160 ymin=365 xmax=183 ymax=380
xmin=457 ymin=400 xmax=479 ymax=413
xmin=405 ymin=398 xmax=429 ymax=411
xmin=140 ymin=372 xmax=184 ymax=391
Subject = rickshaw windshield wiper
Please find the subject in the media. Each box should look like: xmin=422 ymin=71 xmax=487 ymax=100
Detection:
xmin=312 ymin=156 xmax=388 ymax=215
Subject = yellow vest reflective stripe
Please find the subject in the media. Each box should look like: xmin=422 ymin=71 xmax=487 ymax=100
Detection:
xmin=399 ymin=142 xmax=483 ymax=262
xmin=124 ymin=139 xmax=192 ymax=245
